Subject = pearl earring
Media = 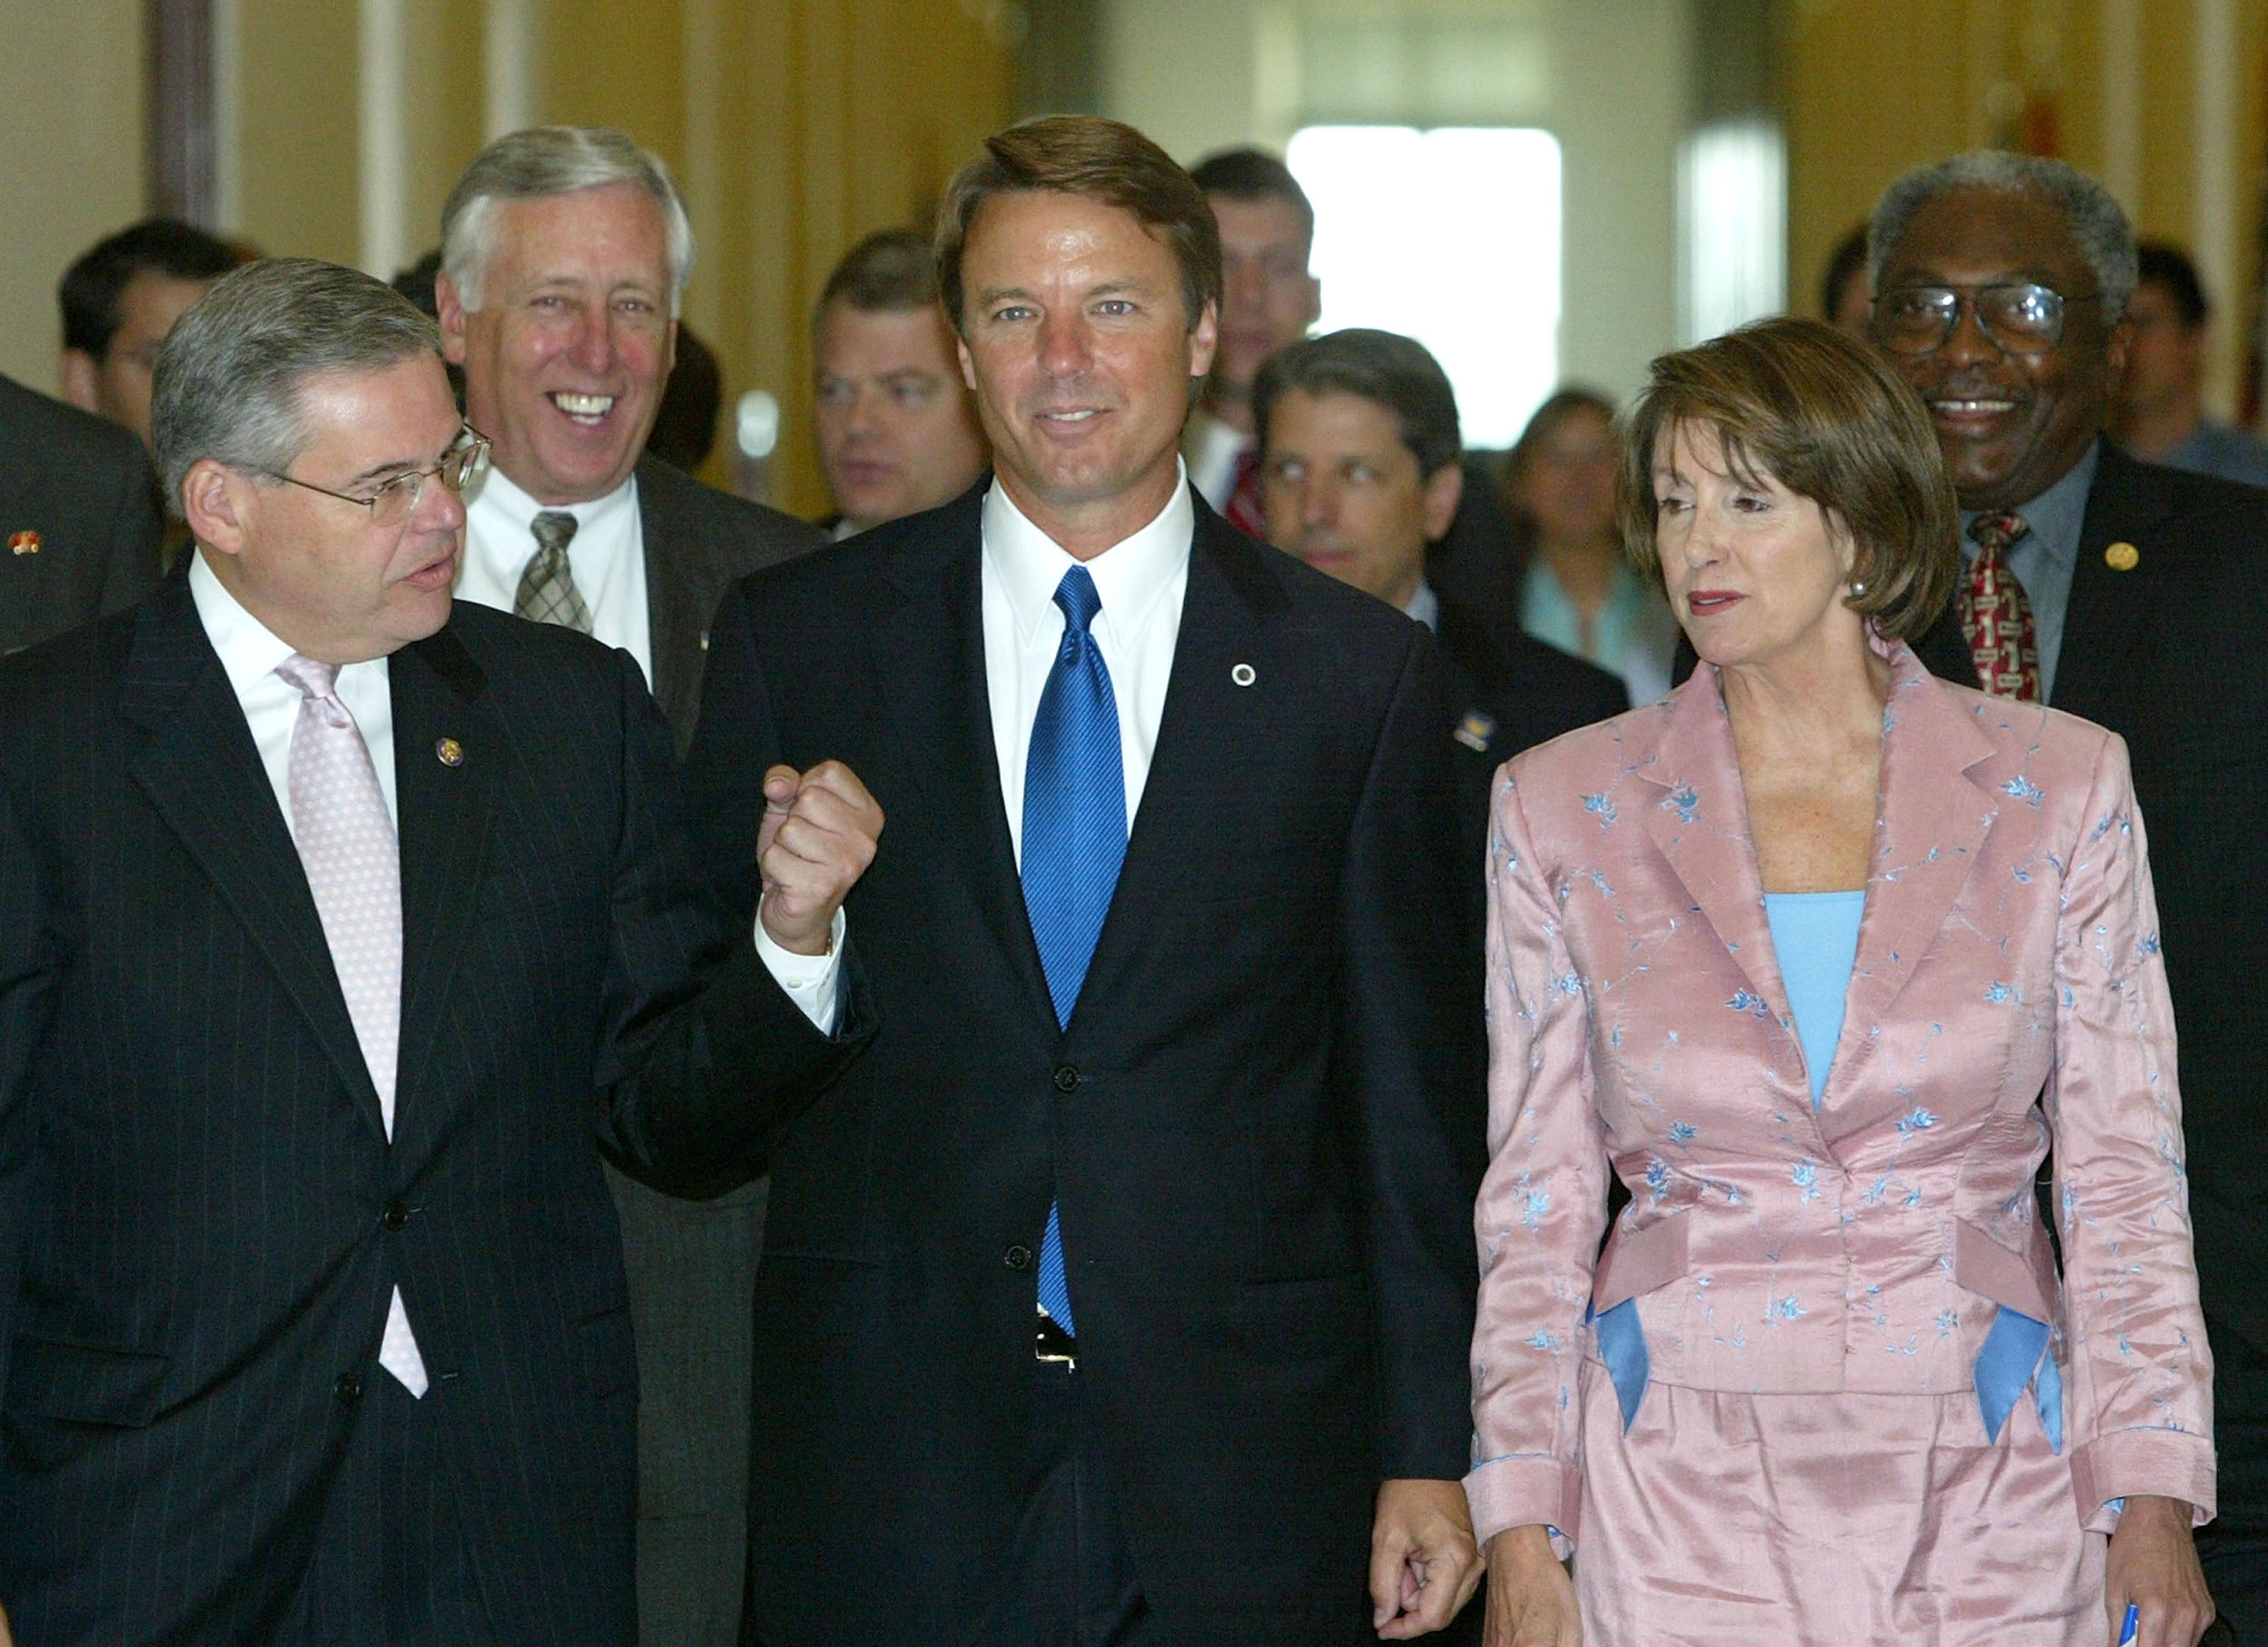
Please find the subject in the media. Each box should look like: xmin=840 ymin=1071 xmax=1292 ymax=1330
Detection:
xmin=1848 ymin=578 xmax=1868 ymax=597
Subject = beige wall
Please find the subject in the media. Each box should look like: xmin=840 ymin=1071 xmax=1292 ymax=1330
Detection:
xmin=0 ymin=0 xmax=146 ymax=393
xmin=1785 ymin=0 xmax=2268 ymax=415
xmin=0 ymin=0 xmax=1013 ymax=518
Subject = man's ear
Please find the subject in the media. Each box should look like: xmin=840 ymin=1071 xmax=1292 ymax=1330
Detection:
xmin=435 ymin=272 xmax=470 ymax=367
xmin=181 ymin=458 xmax=251 ymax=558
xmin=1421 ymin=458 xmax=1464 ymax=543
xmin=58 ymin=349 xmax=101 ymax=415
xmin=1188 ymin=299 xmax=1220 ymax=381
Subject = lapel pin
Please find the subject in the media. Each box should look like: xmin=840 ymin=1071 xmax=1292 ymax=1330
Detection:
xmin=1231 ymin=662 xmax=1256 ymax=687
xmin=8 ymin=530 xmax=38 ymax=556
xmin=1453 ymin=709 xmax=1498 ymax=752
xmin=2105 ymin=541 xmax=2139 ymax=572
xmin=435 ymin=737 xmax=465 ymax=767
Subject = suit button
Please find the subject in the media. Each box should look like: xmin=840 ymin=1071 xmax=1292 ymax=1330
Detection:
xmin=1052 ymin=1065 xmax=1080 ymax=1093
xmin=1004 ymin=1243 xmax=1033 ymax=1272
xmin=380 ymin=1199 xmax=409 ymax=1232
xmin=334 ymin=1372 xmax=364 ymax=1401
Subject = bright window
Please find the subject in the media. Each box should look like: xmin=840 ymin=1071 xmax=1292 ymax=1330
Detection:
xmin=1286 ymin=125 xmax=1562 ymax=448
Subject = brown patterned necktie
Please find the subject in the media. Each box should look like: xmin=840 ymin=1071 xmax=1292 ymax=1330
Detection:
xmin=1961 ymin=512 xmax=2040 ymax=702
xmin=516 ymin=509 xmax=592 ymax=633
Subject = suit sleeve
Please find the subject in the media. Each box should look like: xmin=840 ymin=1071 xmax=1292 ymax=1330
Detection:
xmin=1463 ymin=760 xmax=1609 ymax=1550
xmin=0 ymin=765 xmax=60 ymax=1413
xmin=2051 ymin=731 xmax=2217 ymax=1528
xmin=1339 ymin=625 xmax=1489 ymax=1482
xmin=589 ymin=640 xmax=872 ymax=1195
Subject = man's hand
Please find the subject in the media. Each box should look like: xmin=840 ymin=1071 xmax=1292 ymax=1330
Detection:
xmin=1371 ymin=1478 xmax=1484 ymax=1638
xmin=1482 ymin=1525 xmax=1579 ymax=1647
xmin=755 ymin=760 xmax=881 ymax=955
xmin=2105 ymin=1495 xmax=2214 ymax=1647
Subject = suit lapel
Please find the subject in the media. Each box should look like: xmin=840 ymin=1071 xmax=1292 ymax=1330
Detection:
xmin=636 ymin=458 xmax=706 ymax=735
xmin=1073 ymin=505 xmax=1287 ymax=1026
xmin=868 ymin=501 xmax=1058 ymax=1036
xmin=387 ymin=625 xmax=497 ymax=1162
xmin=1632 ymin=665 xmax=1789 ymax=1030
xmin=1818 ymin=648 xmax=1997 ymax=1139
xmin=122 ymin=576 xmax=389 ymax=1141
xmin=2049 ymin=443 xmax=2165 ymax=719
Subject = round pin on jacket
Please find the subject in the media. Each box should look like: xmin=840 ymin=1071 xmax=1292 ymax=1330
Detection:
xmin=2105 ymin=541 xmax=2139 ymax=572
xmin=435 ymin=737 xmax=465 ymax=767
xmin=1231 ymin=663 xmax=1256 ymax=687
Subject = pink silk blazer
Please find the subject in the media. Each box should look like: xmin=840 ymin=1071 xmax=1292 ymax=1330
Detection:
xmin=1464 ymin=642 xmax=2215 ymax=1548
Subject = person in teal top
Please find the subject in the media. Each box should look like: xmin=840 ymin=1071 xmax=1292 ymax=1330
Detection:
xmin=1505 ymin=388 xmax=1680 ymax=703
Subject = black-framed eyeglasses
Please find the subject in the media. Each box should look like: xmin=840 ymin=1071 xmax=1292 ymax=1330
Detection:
xmin=261 ymin=426 xmax=490 ymax=529
xmin=1871 ymin=284 xmax=2104 ymax=355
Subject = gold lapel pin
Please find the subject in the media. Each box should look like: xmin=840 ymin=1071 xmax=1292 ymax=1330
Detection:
xmin=2105 ymin=541 xmax=2139 ymax=572
xmin=435 ymin=737 xmax=465 ymax=767
xmin=1231 ymin=662 xmax=1256 ymax=687
xmin=8 ymin=530 xmax=39 ymax=556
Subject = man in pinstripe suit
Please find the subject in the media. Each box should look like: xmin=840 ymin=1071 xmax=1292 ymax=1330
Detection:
xmin=0 ymin=259 xmax=878 ymax=1645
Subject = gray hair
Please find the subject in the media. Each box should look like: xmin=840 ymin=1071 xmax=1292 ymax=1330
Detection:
xmin=1869 ymin=150 xmax=2138 ymax=321
xmin=150 ymin=257 xmax=442 ymax=519
xmin=440 ymin=126 xmax=695 ymax=315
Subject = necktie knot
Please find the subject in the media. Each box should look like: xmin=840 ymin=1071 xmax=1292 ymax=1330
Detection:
xmin=1053 ymin=565 xmax=1103 ymax=644
xmin=531 ymin=510 xmax=579 ymax=557
xmin=275 ymin=653 xmax=350 ymax=727
xmin=1967 ymin=511 xmax=2028 ymax=558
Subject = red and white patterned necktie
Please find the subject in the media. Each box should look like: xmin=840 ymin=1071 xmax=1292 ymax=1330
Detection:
xmin=1225 ymin=443 xmax=1269 ymax=540
xmin=1961 ymin=512 xmax=2040 ymax=702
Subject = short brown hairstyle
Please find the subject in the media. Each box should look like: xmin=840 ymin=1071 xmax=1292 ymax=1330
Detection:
xmin=818 ymin=228 xmax=940 ymax=320
xmin=934 ymin=116 xmax=1222 ymax=335
xmin=1616 ymin=316 xmax=1958 ymax=643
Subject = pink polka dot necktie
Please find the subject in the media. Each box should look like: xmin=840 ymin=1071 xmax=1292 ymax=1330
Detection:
xmin=1961 ymin=512 xmax=2040 ymax=702
xmin=275 ymin=653 xmax=427 ymax=1395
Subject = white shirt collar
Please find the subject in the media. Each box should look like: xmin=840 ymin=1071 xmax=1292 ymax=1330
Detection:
xmin=1401 ymin=576 xmax=1439 ymax=631
xmin=188 ymin=547 xmax=308 ymax=693
xmin=981 ymin=461 xmax=1195 ymax=649
xmin=463 ymin=460 xmax=638 ymax=563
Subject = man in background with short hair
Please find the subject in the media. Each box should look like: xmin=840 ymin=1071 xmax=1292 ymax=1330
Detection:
xmin=1255 ymin=327 xmax=1626 ymax=869
xmin=58 ymin=217 xmax=247 ymax=453
xmin=1182 ymin=147 xmax=1322 ymax=536
xmin=810 ymin=227 xmax=987 ymax=538
xmin=435 ymin=123 xmax=826 ymax=1647
xmin=2108 ymin=240 xmax=2268 ymax=489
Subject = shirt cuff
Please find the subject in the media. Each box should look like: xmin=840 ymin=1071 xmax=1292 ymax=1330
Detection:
xmin=1462 ymin=1453 xmax=1583 ymax=1556
xmin=752 ymin=901 xmax=845 ymax=1036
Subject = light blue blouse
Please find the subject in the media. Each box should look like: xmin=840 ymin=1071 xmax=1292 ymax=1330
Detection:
xmin=1762 ymin=890 xmax=1866 ymax=1112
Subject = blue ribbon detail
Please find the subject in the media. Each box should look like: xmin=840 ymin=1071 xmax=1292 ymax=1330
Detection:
xmin=1975 ymin=1305 xmax=2062 ymax=1453
xmin=1021 ymin=566 xmax=1126 ymax=1340
xmin=1592 ymin=1298 xmax=1650 ymax=1431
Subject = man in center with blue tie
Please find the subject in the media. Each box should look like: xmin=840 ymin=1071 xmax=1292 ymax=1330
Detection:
xmin=686 ymin=116 xmax=1486 ymax=1644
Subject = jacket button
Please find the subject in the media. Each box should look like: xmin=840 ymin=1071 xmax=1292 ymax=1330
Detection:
xmin=380 ymin=1199 xmax=409 ymax=1232
xmin=1052 ymin=1064 xmax=1080 ymax=1093
xmin=334 ymin=1372 xmax=364 ymax=1401
xmin=1004 ymin=1243 xmax=1033 ymax=1272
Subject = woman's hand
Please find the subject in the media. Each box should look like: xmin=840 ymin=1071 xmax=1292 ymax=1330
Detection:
xmin=2105 ymin=1495 xmax=2214 ymax=1646
xmin=1482 ymin=1524 xmax=1580 ymax=1647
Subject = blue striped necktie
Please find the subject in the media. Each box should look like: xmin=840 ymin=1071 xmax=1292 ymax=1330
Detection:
xmin=1021 ymin=565 xmax=1126 ymax=1337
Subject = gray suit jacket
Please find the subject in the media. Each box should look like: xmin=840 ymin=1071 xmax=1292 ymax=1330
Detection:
xmin=0 ymin=373 xmax=163 ymax=654
xmin=614 ymin=454 xmax=823 ymax=1647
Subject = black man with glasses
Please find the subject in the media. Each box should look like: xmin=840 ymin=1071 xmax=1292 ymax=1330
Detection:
xmin=0 ymin=257 xmax=878 ymax=1645
xmin=1869 ymin=151 xmax=2268 ymax=1646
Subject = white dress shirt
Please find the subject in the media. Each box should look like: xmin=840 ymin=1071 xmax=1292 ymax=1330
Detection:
xmin=188 ymin=549 xmax=428 ymax=1394
xmin=456 ymin=462 xmax=655 ymax=684
xmin=982 ymin=465 xmax=1194 ymax=862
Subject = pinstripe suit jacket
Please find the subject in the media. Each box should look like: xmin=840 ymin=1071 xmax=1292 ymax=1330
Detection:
xmin=0 ymin=575 xmax=865 ymax=1645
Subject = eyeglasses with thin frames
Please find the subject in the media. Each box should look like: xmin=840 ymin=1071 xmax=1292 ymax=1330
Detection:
xmin=1870 ymin=284 xmax=2105 ymax=356
xmin=260 ymin=426 xmax=491 ymax=529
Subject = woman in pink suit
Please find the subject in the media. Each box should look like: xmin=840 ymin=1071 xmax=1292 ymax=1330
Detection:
xmin=1469 ymin=318 xmax=2217 ymax=1646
